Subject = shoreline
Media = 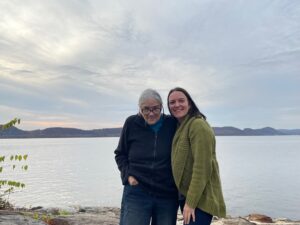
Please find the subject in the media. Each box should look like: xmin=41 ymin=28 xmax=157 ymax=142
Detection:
xmin=1 ymin=206 xmax=300 ymax=225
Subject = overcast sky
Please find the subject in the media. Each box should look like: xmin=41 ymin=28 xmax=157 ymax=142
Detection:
xmin=1 ymin=0 xmax=300 ymax=130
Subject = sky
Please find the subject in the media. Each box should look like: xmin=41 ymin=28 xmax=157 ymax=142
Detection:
xmin=0 ymin=0 xmax=300 ymax=130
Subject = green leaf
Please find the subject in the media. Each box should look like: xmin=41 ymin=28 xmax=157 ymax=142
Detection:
xmin=12 ymin=165 xmax=16 ymax=170
xmin=1 ymin=118 xmax=21 ymax=130
xmin=0 ymin=180 xmax=7 ymax=185
xmin=18 ymin=155 xmax=22 ymax=161
xmin=23 ymin=155 xmax=28 ymax=160
xmin=33 ymin=213 xmax=39 ymax=220
xmin=0 ymin=167 xmax=2 ymax=173
xmin=10 ymin=155 xmax=14 ymax=161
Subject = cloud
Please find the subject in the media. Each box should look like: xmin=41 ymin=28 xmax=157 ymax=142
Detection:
xmin=1 ymin=0 xmax=300 ymax=129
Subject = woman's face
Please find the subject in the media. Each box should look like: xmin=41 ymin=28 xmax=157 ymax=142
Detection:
xmin=140 ymin=98 xmax=162 ymax=125
xmin=168 ymin=91 xmax=190 ymax=122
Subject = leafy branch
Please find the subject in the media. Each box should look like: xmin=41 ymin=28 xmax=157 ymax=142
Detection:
xmin=0 ymin=118 xmax=28 ymax=209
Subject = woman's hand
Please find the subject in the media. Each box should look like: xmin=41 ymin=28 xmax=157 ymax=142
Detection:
xmin=128 ymin=176 xmax=139 ymax=186
xmin=183 ymin=203 xmax=195 ymax=224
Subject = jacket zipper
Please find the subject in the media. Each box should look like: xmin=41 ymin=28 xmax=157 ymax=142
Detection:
xmin=150 ymin=132 xmax=158 ymax=191
xmin=153 ymin=132 xmax=157 ymax=164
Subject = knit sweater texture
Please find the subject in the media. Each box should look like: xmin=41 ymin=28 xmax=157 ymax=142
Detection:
xmin=171 ymin=115 xmax=226 ymax=217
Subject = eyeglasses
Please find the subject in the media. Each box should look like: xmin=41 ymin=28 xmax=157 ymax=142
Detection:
xmin=141 ymin=106 xmax=162 ymax=115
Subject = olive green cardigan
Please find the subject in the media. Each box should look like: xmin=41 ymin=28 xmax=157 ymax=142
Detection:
xmin=172 ymin=115 xmax=226 ymax=217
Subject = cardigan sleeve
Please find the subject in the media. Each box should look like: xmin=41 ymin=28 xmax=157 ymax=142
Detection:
xmin=114 ymin=117 xmax=130 ymax=185
xmin=185 ymin=118 xmax=214 ymax=208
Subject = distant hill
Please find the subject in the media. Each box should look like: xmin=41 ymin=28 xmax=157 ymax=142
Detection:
xmin=278 ymin=129 xmax=300 ymax=135
xmin=1 ymin=125 xmax=299 ymax=138
xmin=213 ymin=126 xmax=292 ymax=136
xmin=0 ymin=126 xmax=122 ymax=138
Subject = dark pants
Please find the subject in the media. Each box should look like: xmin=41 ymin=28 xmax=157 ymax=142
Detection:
xmin=179 ymin=199 xmax=213 ymax=225
xmin=119 ymin=184 xmax=178 ymax=225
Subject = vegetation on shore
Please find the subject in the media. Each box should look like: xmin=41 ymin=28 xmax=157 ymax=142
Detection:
xmin=0 ymin=118 xmax=28 ymax=209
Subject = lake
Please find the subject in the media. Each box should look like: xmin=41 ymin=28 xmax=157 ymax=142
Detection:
xmin=0 ymin=136 xmax=299 ymax=220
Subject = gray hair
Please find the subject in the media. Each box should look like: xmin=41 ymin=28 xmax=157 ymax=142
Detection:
xmin=138 ymin=89 xmax=163 ymax=107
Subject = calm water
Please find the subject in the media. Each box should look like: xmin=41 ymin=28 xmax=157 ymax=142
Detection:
xmin=0 ymin=136 xmax=299 ymax=219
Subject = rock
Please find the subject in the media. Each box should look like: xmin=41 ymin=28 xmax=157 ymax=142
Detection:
xmin=31 ymin=206 xmax=43 ymax=211
xmin=274 ymin=218 xmax=292 ymax=223
xmin=247 ymin=214 xmax=273 ymax=223
xmin=78 ymin=208 xmax=86 ymax=213
xmin=0 ymin=212 xmax=47 ymax=225
xmin=47 ymin=208 xmax=60 ymax=215
xmin=214 ymin=217 xmax=256 ymax=225
xmin=48 ymin=218 xmax=70 ymax=225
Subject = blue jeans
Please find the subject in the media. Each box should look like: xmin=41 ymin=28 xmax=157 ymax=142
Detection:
xmin=179 ymin=199 xmax=213 ymax=225
xmin=119 ymin=184 xmax=178 ymax=225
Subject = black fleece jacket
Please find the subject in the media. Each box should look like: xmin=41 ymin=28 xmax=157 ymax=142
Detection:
xmin=114 ymin=114 xmax=178 ymax=198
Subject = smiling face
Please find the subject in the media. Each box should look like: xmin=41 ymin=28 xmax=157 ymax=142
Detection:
xmin=168 ymin=91 xmax=190 ymax=122
xmin=140 ymin=98 xmax=162 ymax=125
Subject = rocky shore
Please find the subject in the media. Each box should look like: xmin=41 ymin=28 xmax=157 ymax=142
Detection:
xmin=0 ymin=207 xmax=299 ymax=225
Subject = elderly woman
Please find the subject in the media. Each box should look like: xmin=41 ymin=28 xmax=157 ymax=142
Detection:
xmin=115 ymin=89 xmax=178 ymax=225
